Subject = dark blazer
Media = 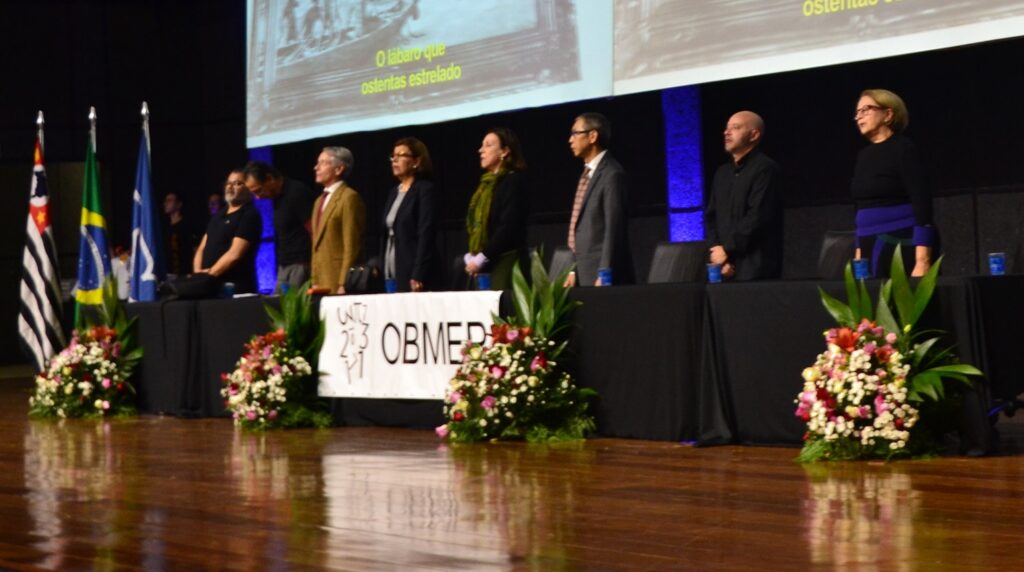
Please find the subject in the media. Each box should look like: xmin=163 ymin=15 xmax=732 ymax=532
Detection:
xmin=381 ymin=179 xmax=438 ymax=291
xmin=481 ymin=171 xmax=528 ymax=268
xmin=572 ymin=152 xmax=635 ymax=286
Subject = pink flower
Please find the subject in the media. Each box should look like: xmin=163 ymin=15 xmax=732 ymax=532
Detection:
xmin=885 ymin=333 xmax=898 ymax=344
xmin=246 ymin=410 xmax=257 ymax=420
xmin=448 ymin=391 xmax=462 ymax=404
xmin=506 ymin=329 xmax=520 ymax=342
xmin=267 ymin=410 xmax=278 ymax=420
xmin=490 ymin=366 xmax=505 ymax=379
xmin=102 ymin=400 xmax=110 ymax=410
xmin=101 ymin=378 xmax=112 ymax=389
xmin=874 ymin=394 xmax=889 ymax=415
xmin=481 ymin=395 xmax=497 ymax=410
xmin=863 ymin=342 xmax=876 ymax=355
xmin=435 ymin=424 xmax=450 ymax=438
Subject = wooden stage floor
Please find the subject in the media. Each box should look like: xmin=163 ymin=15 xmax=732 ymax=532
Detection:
xmin=1 ymin=378 xmax=1023 ymax=571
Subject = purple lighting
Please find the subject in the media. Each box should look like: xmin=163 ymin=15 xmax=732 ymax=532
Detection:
xmin=661 ymin=86 xmax=704 ymax=242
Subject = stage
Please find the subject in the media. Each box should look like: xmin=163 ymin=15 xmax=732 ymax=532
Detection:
xmin=126 ymin=275 xmax=1023 ymax=452
xmin=3 ymin=377 xmax=1023 ymax=570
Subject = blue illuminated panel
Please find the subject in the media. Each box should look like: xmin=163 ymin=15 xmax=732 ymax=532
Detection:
xmin=661 ymin=86 xmax=704 ymax=242
xmin=249 ymin=147 xmax=277 ymax=294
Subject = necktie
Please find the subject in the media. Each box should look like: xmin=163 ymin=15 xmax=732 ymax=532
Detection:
xmin=567 ymin=167 xmax=590 ymax=252
xmin=314 ymin=190 xmax=330 ymax=236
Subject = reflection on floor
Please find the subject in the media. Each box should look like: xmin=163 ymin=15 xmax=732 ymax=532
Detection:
xmin=2 ymin=378 xmax=1023 ymax=570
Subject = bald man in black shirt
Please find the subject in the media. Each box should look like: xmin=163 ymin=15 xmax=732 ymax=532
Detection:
xmin=705 ymin=111 xmax=783 ymax=281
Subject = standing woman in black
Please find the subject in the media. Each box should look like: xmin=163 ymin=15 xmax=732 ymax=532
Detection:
xmin=382 ymin=137 xmax=438 ymax=292
xmin=463 ymin=127 xmax=529 ymax=290
xmin=851 ymin=89 xmax=937 ymax=277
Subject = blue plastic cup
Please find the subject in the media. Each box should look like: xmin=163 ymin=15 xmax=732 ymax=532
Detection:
xmin=477 ymin=273 xmax=491 ymax=290
xmin=707 ymin=264 xmax=722 ymax=284
xmin=221 ymin=282 xmax=236 ymax=298
xmin=988 ymin=252 xmax=1006 ymax=276
xmin=598 ymin=267 xmax=613 ymax=286
xmin=384 ymin=278 xmax=398 ymax=293
xmin=853 ymin=258 xmax=871 ymax=280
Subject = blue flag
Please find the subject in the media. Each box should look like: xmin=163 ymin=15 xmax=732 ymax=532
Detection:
xmin=129 ymin=129 xmax=164 ymax=302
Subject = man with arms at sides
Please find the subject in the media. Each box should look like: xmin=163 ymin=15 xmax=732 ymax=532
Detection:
xmin=565 ymin=112 xmax=634 ymax=287
xmin=310 ymin=146 xmax=365 ymax=294
xmin=243 ymin=160 xmax=316 ymax=292
xmin=193 ymin=169 xmax=263 ymax=294
xmin=705 ymin=110 xmax=783 ymax=280
xmin=163 ymin=191 xmax=197 ymax=278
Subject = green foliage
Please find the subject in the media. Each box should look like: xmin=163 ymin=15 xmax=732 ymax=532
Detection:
xmin=266 ymin=281 xmax=325 ymax=369
xmin=497 ymin=250 xmax=581 ymax=346
xmin=800 ymin=248 xmax=984 ymax=461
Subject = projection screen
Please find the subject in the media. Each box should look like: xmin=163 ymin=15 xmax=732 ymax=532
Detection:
xmin=247 ymin=0 xmax=1024 ymax=147
xmin=246 ymin=0 xmax=611 ymax=147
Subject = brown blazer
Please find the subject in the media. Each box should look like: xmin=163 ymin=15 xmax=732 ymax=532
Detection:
xmin=311 ymin=182 xmax=366 ymax=291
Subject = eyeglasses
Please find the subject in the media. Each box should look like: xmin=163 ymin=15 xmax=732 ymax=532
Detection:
xmin=225 ymin=180 xmax=245 ymax=187
xmin=854 ymin=105 xmax=885 ymax=119
xmin=389 ymin=153 xmax=413 ymax=162
xmin=569 ymin=129 xmax=593 ymax=137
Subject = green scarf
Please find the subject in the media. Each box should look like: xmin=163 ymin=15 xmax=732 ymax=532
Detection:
xmin=466 ymin=169 xmax=507 ymax=254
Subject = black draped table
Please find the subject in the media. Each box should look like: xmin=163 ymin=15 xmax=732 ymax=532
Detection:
xmin=127 ymin=275 xmax=1023 ymax=449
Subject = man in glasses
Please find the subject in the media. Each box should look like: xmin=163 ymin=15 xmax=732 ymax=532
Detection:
xmin=565 ymin=112 xmax=634 ymax=287
xmin=705 ymin=111 xmax=783 ymax=281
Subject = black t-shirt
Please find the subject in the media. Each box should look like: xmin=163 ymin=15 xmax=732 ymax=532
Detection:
xmin=201 ymin=202 xmax=263 ymax=293
xmin=273 ymin=178 xmax=316 ymax=266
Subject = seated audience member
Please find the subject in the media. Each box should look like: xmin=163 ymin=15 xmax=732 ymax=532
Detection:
xmin=705 ymin=110 xmax=783 ymax=280
xmin=193 ymin=169 xmax=263 ymax=294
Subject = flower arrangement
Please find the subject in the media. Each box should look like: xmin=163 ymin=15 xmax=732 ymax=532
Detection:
xmin=221 ymin=282 xmax=331 ymax=430
xmin=29 ymin=284 xmax=141 ymax=418
xmin=439 ymin=251 xmax=596 ymax=442
xmin=796 ymin=250 xmax=983 ymax=461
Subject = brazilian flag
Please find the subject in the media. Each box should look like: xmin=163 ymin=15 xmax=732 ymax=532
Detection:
xmin=74 ymin=136 xmax=112 ymax=326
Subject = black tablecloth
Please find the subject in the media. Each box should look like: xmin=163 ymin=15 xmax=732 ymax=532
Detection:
xmin=127 ymin=276 xmax=1021 ymax=449
xmin=570 ymin=283 xmax=705 ymax=441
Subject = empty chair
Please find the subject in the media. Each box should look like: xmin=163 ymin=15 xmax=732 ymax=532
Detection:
xmin=818 ymin=230 xmax=856 ymax=279
xmin=646 ymin=241 xmax=708 ymax=284
xmin=548 ymin=246 xmax=575 ymax=282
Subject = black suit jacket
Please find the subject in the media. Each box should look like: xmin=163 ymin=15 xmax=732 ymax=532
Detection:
xmin=572 ymin=153 xmax=635 ymax=286
xmin=381 ymin=179 xmax=439 ymax=291
xmin=481 ymin=170 xmax=529 ymax=267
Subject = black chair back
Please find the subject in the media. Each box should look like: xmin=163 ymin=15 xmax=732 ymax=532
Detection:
xmin=646 ymin=241 xmax=707 ymax=284
xmin=548 ymin=246 xmax=574 ymax=282
xmin=818 ymin=230 xmax=856 ymax=279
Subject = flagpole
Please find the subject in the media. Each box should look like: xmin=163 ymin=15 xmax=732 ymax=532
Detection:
xmin=37 ymin=111 xmax=45 ymax=152
xmin=88 ymin=106 xmax=97 ymax=153
xmin=141 ymin=101 xmax=151 ymax=159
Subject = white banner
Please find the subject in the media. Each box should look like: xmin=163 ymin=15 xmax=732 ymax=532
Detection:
xmin=318 ymin=291 xmax=502 ymax=399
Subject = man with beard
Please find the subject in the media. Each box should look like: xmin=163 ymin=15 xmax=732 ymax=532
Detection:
xmin=705 ymin=110 xmax=783 ymax=280
xmin=193 ymin=169 xmax=264 ymax=294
